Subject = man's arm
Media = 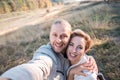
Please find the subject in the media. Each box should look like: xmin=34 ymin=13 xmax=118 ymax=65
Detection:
xmin=67 ymin=56 xmax=98 ymax=80
xmin=1 ymin=55 xmax=53 ymax=80
xmin=67 ymin=63 xmax=88 ymax=80
xmin=0 ymin=77 xmax=12 ymax=80
xmin=67 ymin=69 xmax=74 ymax=80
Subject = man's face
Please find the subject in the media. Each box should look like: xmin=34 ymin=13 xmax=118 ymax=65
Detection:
xmin=50 ymin=23 xmax=71 ymax=54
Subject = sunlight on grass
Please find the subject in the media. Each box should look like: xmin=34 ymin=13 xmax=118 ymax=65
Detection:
xmin=0 ymin=2 xmax=120 ymax=80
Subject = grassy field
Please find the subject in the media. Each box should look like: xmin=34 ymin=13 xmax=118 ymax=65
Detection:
xmin=0 ymin=1 xmax=120 ymax=80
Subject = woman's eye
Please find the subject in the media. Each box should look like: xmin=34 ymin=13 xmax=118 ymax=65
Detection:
xmin=69 ymin=43 xmax=73 ymax=46
xmin=78 ymin=46 xmax=82 ymax=49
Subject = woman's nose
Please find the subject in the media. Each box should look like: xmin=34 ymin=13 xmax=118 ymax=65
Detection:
xmin=73 ymin=47 xmax=77 ymax=53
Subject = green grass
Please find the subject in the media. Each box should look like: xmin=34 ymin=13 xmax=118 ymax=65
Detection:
xmin=0 ymin=2 xmax=120 ymax=80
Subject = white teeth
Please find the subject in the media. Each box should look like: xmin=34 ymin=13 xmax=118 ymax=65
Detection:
xmin=56 ymin=45 xmax=61 ymax=47
xmin=55 ymin=43 xmax=63 ymax=47
xmin=56 ymin=44 xmax=61 ymax=47
xmin=70 ymin=53 xmax=75 ymax=57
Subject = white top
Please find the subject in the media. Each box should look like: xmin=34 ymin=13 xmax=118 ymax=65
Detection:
xmin=67 ymin=55 xmax=97 ymax=80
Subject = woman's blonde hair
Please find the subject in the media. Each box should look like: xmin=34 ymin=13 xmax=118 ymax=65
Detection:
xmin=71 ymin=29 xmax=92 ymax=52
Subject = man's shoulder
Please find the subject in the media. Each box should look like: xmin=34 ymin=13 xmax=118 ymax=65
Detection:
xmin=35 ymin=43 xmax=53 ymax=54
xmin=32 ymin=43 xmax=57 ymax=64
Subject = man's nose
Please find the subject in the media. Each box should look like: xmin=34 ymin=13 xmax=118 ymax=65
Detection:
xmin=56 ymin=37 xmax=62 ymax=43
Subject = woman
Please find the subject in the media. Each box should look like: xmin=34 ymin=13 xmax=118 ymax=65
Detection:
xmin=67 ymin=29 xmax=98 ymax=80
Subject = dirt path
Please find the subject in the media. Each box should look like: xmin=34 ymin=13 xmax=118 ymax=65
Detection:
xmin=0 ymin=5 xmax=69 ymax=36
xmin=0 ymin=1 xmax=103 ymax=36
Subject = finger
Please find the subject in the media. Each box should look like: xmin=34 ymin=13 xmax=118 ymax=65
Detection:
xmin=90 ymin=57 xmax=98 ymax=74
xmin=83 ymin=62 xmax=93 ymax=70
xmin=83 ymin=56 xmax=93 ymax=67
xmin=76 ymin=72 xmax=87 ymax=76
xmin=79 ymin=64 xmax=92 ymax=72
xmin=88 ymin=56 xmax=98 ymax=74
xmin=88 ymin=56 xmax=94 ymax=66
xmin=93 ymin=62 xmax=98 ymax=74
xmin=84 ymin=56 xmax=97 ymax=71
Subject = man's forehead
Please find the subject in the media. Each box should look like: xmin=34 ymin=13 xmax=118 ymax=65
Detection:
xmin=51 ymin=23 xmax=71 ymax=30
xmin=51 ymin=27 xmax=70 ymax=36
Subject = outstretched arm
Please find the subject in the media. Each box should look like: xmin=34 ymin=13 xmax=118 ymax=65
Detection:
xmin=1 ymin=55 xmax=53 ymax=80
xmin=0 ymin=77 xmax=12 ymax=80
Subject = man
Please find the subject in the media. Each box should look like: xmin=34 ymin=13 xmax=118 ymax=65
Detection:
xmin=0 ymin=77 xmax=12 ymax=80
xmin=1 ymin=19 xmax=97 ymax=80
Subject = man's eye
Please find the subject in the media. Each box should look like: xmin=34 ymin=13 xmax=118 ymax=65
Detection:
xmin=53 ymin=34 xmax=57 ymax=37
xmin=61 ymin=35 xmax=68 ymax=39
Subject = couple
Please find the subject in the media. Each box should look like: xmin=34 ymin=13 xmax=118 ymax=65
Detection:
xmin=1 ymin=19 xmax=98 ymax=80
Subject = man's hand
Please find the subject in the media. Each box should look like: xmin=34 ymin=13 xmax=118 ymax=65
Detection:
xmin=84 ymin=56 xmax=98 ymax=74
xmin=69 ymin=56 xmax=98 ymax=76
xmin=67 ymin=63 xmax=87 ymax=80
xmin=69 ymin=63 xmax=87 ymax=77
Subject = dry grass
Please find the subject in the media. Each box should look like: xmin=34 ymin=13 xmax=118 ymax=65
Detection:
xmin=0 ymin=1 xmax=120 ymax=80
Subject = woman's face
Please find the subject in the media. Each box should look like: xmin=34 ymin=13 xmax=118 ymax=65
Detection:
xmin=67 ymin=36 xmax=86 ymax=65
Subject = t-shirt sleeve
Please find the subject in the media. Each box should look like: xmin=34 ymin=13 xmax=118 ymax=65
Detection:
xmin=1 ymin=55 xmax=53 ymax=80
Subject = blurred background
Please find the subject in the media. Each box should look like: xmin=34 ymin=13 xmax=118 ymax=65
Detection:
xmin=0 ymin=0 xmax=120 ymax=80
